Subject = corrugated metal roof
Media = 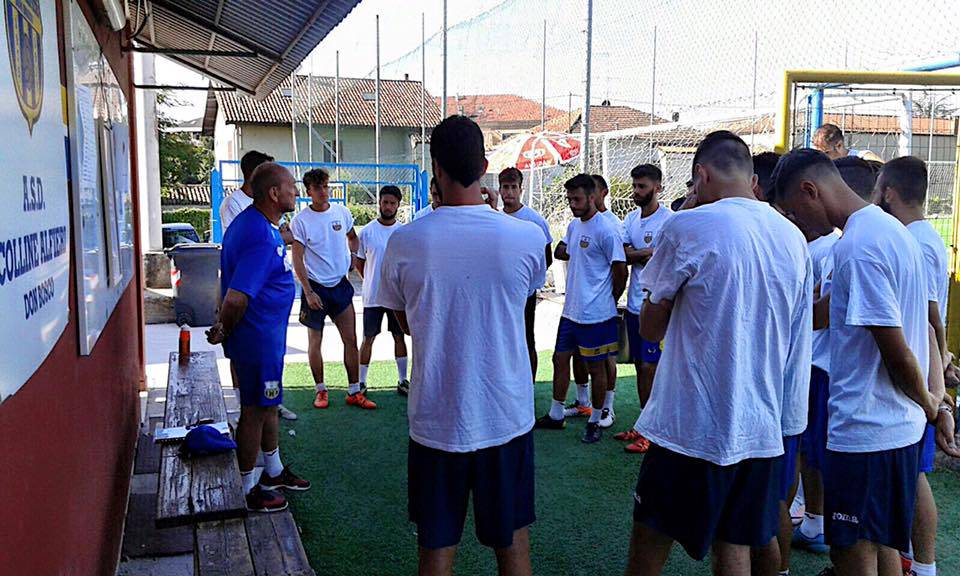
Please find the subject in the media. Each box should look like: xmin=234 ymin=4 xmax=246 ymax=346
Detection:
xmin=206 ymin=75 xmax=441 ymax=131
xmin=129 ymin=0 xmax=361 ymax=99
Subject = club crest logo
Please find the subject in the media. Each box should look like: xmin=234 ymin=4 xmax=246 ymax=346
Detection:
xmin=579 ymin=235 xmax=591 ymax=249
xmin=5 ymin=0 xmax=44 ymax=134
xmin=264 ymin=380 xmax=280 ymax=400
xmin=644 ymin=231 xmax=653 ymax=244
xmin=332 ymin=220 xmax=342 ymax=231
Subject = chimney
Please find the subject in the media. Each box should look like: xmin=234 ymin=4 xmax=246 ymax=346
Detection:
xmin=404 ymin=73 xmax=409 ymax=81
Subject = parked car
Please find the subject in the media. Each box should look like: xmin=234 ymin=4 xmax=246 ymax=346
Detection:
xmin=162 ymin=223 xmax=201 ymax=250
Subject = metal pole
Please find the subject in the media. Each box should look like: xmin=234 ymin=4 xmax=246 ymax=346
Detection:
xmin=421 ymin=12 xmax=427 ymax=171
xmin=751 ymin=30 xmax=758 ymax=149
xmin=541 ymin=19 xmax=546 ymax=132
xmin=928 ymin=98 xmax=936 ymax=162
xmin=441 ymin=0 xmax=447 ymax=118
xmin=335 ymin=50 xmax=341 ymax=180
xmin=307 ymin=54 xmax=314 ymax=163
xmin=649 ymin=25 xmax=656 ymax=153
xmin=290 ymin=73 xmax=300 ymax=171
xmin=376 ymin=14 xmax=381 ymax=177
xmin=580 ymin=0 xmax=593 ymax=172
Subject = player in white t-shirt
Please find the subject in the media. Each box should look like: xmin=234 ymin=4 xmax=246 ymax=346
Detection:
xmin=290 ymin=168 xmax=376 ymax=411
xmin=625 ymin=132 xmax=811 ymax=574
xmin=614 ymin=164 xmax=673 ymax=454
xmin=874 ymin=156 xmax=958 ymax=576
xmin=413 ymin=178 xmax=441 ymax=220
xmin=500 ymin=167 xmax=553 ymax=383
xmin=356 ymin=186 xmax=409 ymax=396
xmin=769 ymin=148 xmax=945 ymax=576
xmin=536 ymin=174 xmax=627 ymax=444
xmin=376 ymin=115 xmax=545 ymax=574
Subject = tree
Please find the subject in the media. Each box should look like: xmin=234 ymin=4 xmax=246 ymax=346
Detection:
xmin=157 ymin=90 xmax=214 ymax=188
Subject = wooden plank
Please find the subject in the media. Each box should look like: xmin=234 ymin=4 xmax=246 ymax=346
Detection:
xmin=121 ymin=493 xmax=193 ymax=558
xmin=245 ymin=511 xmax=315 ymax=576
xmin=195 ymin=519 xmax=255 ymax=576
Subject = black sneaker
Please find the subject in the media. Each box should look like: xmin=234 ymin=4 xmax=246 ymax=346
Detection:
xmin=359 ymin=383 xmax=368 ymax=395
xmin=582 ymin=422 xmax=602 ymax=444
xmin=246 ymin=485 xmax=288 ymax=513
xmin=397 ymin=379 xmax=410 ymax=396
xmin=535 ymin=413 xmax=566 ymax=430
xmin=259 ymin=466 xmax=311 ymax=491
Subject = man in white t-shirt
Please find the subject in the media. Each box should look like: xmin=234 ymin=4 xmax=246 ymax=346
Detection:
xmin=500 ymin=167 xmax=553 ymax=382
xmin=413 ymin=178 xmax=440 ymax=220
xmin=874 ymin=156 xmax=958 ymax=576
xmin=220 ymin=150 xmax=273 ymax=232
xmin=769 ymin=148 xmax=943 ymax=576
xmin=536 ymin=174 xmax=627 ymax=444
xmin=290 ymin=168 xmax=376 ymax=411
xmin=625 ymin=132 xmax=811 ymax=575
xmin=376 ymin=115 xmax=546 ymax=575
xmin=356 ymin=185 xmax=409 ymax=396
xmin=614 ymin=164 xmax=673 ymax=455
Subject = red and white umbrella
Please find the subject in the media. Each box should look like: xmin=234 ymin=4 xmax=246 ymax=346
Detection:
xmin=487 ymin=131 xmax=582 ymax=171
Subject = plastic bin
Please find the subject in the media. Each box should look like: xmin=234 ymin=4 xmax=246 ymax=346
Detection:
xmin=169 ymin=243 xmax=221 ymax=327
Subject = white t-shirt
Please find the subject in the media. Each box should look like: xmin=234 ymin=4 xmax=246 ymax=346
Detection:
xmin=506 ymin=205 xmax=551 ymax=245
xmin=290 ymin=204 xmax=354 ymax=287
xmin=375 ymin=205 xmax=547 ymax=452
xmin=828 ymin=205 xmax=928 ymax=453
xmin=638 ymin=197 xmax=812 ymax=465
xmin=809 ymin=231 xmax=840 ymax=372
xmin=599 ymin=209 xmax=627 ymax=243
xmin=357 ymin=219 xmax=402 ymax=308
xmin=623 ymin=204 xmax=674 ymax=314
xmin=561 ymin=213 xmax=626 ymax=324
xmin=220 ymin=189 xmax=253 ymax=231
xmin=413 ymin=203 xmax=434 ymax=220
xmin=907 ymin=220 xmax=949 ymax=326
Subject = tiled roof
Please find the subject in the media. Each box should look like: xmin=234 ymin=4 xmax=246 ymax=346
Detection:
xmin=543 ymin=105 xmax=670 ymax=133
xmin=208 ymin=75 xmax=441 ymax=131
xmin=437 ymin=94 xmax=566 ymax=129
xmin=717 ymin=113 xmax=957 ymax=137
xmin=162 ymin=184 xmax=211 ymax=206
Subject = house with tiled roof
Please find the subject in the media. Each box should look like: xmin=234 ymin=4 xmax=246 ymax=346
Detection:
xmin=203 ymin=75 xmax=441 ymax=171
xmin=543 ymin=102 xmax=670 ymax=134
xmin=437 ymin=94 xmax=566 ymax=147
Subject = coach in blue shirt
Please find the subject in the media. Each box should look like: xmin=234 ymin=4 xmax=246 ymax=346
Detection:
xmin=207 ymin=162 xmax=311 ymax=513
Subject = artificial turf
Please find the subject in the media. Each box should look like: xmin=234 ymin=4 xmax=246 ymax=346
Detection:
xmin=276 ymin=352 xmax=960 ymax=575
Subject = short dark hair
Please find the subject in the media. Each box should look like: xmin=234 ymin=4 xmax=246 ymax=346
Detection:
xmin=498 ymin=167 xmax=523 ymax=185
xmin=591 ymin=174 xmax=608 ymax=192
xmin=630 ymin=163 xmax=662 ymax=183
xmin=379 ymin=185 xmax=402 ymax=201
xmin=564 ymin=173 xmax=597 ymax=195
xmin=769 ymin=148 xmax=837 ymax=204
xmin=692 ymin=131 xmax=753 ymax=177
xmin=834 ymin=156 xmax=876 ymax=200
xmin=879 ymin=156 xmax=928 ymax=206
xmin=303 ymin=168 xmax=329 ymax=191
xmin=250 ymin=162 xmax=288 ymax=203
xmin=430 ymin=115 xmax=486 ymax=187
xmin=241 ymin=150 xmax=274 ymax=180
xmin=752 ymin=152 xmax=782 ymax=200
xmin=670 ymin=196 xmax=686 ymax=211
xmin=813 ymin=123 xmax=844 ymax=146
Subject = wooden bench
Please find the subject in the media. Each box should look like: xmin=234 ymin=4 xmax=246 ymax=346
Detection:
xmin=156 ymin=351 xmax=314 ymax=576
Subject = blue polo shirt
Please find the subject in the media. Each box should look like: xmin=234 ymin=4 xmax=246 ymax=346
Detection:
xmin=220 ymin=206 xmax=295 ymax=366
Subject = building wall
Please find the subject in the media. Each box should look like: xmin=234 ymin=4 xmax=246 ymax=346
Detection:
xmin=0 ymin=1 xmax=142 ymax=574
xmin=231 ymin=123 xmax=423 ymax=166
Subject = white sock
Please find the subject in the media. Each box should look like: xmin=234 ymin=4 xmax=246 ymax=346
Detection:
xmin=778 ymin=571 xmax=790 ymax=576
xmin=348 ymin=382 xmax=361 ymax=395
xmin=603 ymin=390 xmax=616 ymax=411
xmin=912 ymin=561 xmax=936 ymax=576
xmin=397 ymin=356 xmax=408 ymax=381
xmin=360 ymin=364 xmax=369 ymax=384
xmin=315 ymin=382 xmax=326 ymax=392
xmin=241 ymin=469 xmax=259 ymax=494
xmin=576 ymin=383 xmax=590 ymax=405
xmin=588 ymin=407 xmax=602 ymax=423
xmin=263 ymin=448 xmax=283 ymax=477
xmin=799 ymin=513 xmax=824 ymax=538
xmin=549 ymin=399 xmax=565 ymax=420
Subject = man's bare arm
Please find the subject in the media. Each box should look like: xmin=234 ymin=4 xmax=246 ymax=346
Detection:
xmin=554 ymin=241 xmax=569 ymax=261
xmin=347 ymin=228 xmax=360 ymax=255
xmin=206 ymin=289 xmax=249 ymax=344
xmin=392 ymin=310 xmax=411 ymax=335
xmin=639 ymin=295 xmax=673 ymax=342
xmin=813 ymin=292 xmax=830 ymax=330
xmin=869 ymin=325 xmax=938 ymax=422
xmin=612 ymin=261 xmax=628 ymax=302
xmin=929 ymin=301 xmax=948 ymax=367
xmin=624 ymin=245 xmax=654 ymax=265
xmin=355 ymin=257 xmax=366 ymax=279
xmin=544 ymin=243 xmax=553 ymax=270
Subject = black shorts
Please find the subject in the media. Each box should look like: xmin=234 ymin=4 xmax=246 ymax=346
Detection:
xmin=408 ymin=431 xmax=536 ymax=550
xmin=524 ymin=294 xmax=537 ymax=355
xmin=363 ymin=306 xmax=403 ymax=338
xmin=633 ymin=444 xmax=782 ymax=561
xmin=299 ymin=277 xmax=354 ymax=330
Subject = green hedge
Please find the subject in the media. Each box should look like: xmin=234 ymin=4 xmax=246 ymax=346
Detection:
xmin=162 ymin=207 xmax=211 ymax=238
xmin=349 ymin=204 xmax=378 ymax=226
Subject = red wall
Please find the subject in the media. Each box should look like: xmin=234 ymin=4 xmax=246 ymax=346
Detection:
xmin=0 ymin=1 xmax=143 ymax=574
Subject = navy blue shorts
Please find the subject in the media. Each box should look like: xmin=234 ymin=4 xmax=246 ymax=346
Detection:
xmin=632 ymin=444 xmax=782 ymax=561
xmin=232 ymin=360 xmax=284 ymax=407
xmin=823 ymin=443 xmax=920 ymax=551
xmin=919 ymin=423 xmax=935 ymax=474
xmin=408 ymin=431 xmax=535 ymax=549
xmin=299 ymin=277 xmax=354 ymax=329
xmin=555 ymin=317 xmax=618 ymax=362
xmin=363 ymin=306 xmax=403 ymax=338
xmin=800 ymin=366 xmax=829 ymax=470
xmin=781 ymin=435 xmax=801 ymax=501
xmin=624 ymin=311 xmax=662 ymax=364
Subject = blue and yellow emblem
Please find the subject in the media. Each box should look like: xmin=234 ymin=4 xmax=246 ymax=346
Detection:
xmin=4 ymin=0 xmax=43 ymax=134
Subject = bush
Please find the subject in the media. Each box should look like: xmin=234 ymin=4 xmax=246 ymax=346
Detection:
xmin=163 ymin=207 xmax=211 ymax=238
xmin=349 ymin=204 xmax=378 ymax=226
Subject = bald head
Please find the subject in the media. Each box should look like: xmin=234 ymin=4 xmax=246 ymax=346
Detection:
xmin=813 ymin=124 xmax=848 ymax=159
xmin=249 ymin=162 xmax=297 ymax=215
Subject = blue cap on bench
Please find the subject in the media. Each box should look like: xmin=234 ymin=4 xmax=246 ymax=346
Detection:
xmin=179 ymin=424 xmax=237 ymax=458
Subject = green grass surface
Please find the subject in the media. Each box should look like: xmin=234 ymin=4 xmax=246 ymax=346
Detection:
xmin=276 ymin=353 xmax=960 ymax=575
